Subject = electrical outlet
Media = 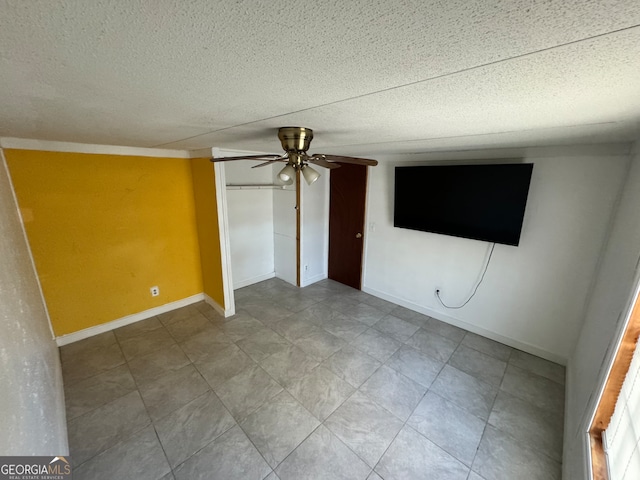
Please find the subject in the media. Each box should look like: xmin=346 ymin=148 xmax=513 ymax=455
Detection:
xmin=304 ymin=265 xmax=309 ymax=271
xmin=150 ymin=286 xmax=160 ymax=297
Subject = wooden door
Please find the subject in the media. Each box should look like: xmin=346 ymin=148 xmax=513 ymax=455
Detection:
xmin=328 ymin=163 xmax=368 ymax=289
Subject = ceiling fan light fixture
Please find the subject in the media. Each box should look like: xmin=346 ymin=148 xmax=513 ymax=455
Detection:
xmin=278 ymin=164 xmax=297 ymax=183
xmin=302 ymin=164 xmax=320 ymax=185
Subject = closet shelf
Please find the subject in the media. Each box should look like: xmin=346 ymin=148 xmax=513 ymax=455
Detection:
xmin=226 ymin=184 xmax=289 ymax=190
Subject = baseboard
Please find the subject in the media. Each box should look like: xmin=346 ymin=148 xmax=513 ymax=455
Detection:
xmin=362 ymin=285 xmax=567 ymax=365
xmin=204 ymin=293 xmax=235 ymax=318
xmin=301 ymin=273 xmax=328 ymax=288
xmin=55 ymin=294 xmax=205 ymax=346
xmin=233 ymin=272 xmax=276 ymax=290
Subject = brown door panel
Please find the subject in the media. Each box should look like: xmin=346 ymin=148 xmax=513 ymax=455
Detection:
xmin=328 ymin=163 xmax=368 ymax=290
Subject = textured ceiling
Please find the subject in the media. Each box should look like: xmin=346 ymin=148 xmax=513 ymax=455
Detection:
xmin=0 ymin=0 xmax=639 ymax=155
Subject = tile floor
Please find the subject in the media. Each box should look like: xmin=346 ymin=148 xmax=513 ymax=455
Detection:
xmin=61 ymin=278 xmax=565 ymax=480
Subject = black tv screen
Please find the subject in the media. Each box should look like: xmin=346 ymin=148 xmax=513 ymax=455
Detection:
xmin=394 ymin=163 xmax=533 ymax=246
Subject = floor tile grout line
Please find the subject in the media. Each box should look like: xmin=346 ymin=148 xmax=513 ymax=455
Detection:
xmin=469 ymin=372 xmax=503 ymax=475
xmin=164 ymin=311 xmax=213 ymax=344
xmin=469 ymin=350 xmax=564 ymax=473
xmin=145 ymin=304 xmax=242 ymax=475
xmin=403 ymin=333 xmax=459 ymax=365
xmin=428 ymin=388 xmax=489 ymax=424
xmin=368 ymin=350 xmax=473 ymax=472
xmin=456 ymin=335 xmax=514 ymax=363
xmin=207 ymin=363 xmax=280 ymax=422
xmin=112 ymin=314 xmax=165 ymax=343
xmin=326 ymin=357 xmax=428 ymax=473
xmin=478 ymin=418 xmax=564 ymax=469
xmin=150 ymin=420 xmax=176 ymax=478
xmin=321 ymin=345 xmax=383 ymax=389
xmin=68 ymin=329 xmax=158 ymax=469
xmin=370 ymin=389 xmax=427 ymax=476
xmin=63 ymin=335 xmax=133 ymax=433
xmin=448 ymin=343 xmax=509 ymax=388
xmin=235 ymin=392 xmax=322 ymax=473
xmin=114 ymin=329 xmax=160 ymax=423
xmin=59 ymin=336 xmax=126 ymax=389
xmin=63 ymin=363 xmax=136 ymax=422
xmin=506 ymin=356 xmax=567 ymax=387
xmin=153 ymin=388 xmax=235 ymax=455
xmin=65 ymin=332 xmax=153 ymax=468
xmin=269 ymin=423 xmax=332 ymax=476
xmin=500 ymin=363 xmax=566 ymax=411
xmin=433 ymin=363 xmax=500 ymax=419
xmin=490 ymin=363 xmax=564 ymax=465
xmin=169 ymin=420 xmax=239 ymax=475
xmin=469 ymin=421 xmax=491 ymax=478
xmin=223 ymin=411 xmax=276 ymax=473
xmin=70 ymin=421 xmax=154 ymax=472
xmin=320 ymin=418 xmax=376 ymax=475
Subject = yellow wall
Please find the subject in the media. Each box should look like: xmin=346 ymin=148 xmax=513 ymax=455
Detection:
xmin=5 ymin=149 xmax=205 ymax=336
xmin=190 ymin=158 xmax=225 ymax=307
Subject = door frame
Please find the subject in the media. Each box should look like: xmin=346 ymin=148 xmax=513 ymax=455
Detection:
xmin=212 ymin=149 xmax=236 ymax=317
xmin=360 ymin=166 xmax=372 ymax=290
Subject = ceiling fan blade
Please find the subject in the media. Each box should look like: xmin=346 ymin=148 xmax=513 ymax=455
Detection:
xmin=308 ymin=158 xmax=341 ymax=169
xmin=252 ymin=158 xmax=288 ymax=168
xmin=210 ymin=154 xmax=282 ymax=163
xmin=313 ymin=154 xmax=378 ymax=166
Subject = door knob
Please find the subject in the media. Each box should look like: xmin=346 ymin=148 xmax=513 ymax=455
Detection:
xmin=356 ymin=233 xmax=362 ymax=238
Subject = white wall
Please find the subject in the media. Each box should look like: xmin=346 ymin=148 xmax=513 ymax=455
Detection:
xmin=273 ymin=173 xmax=297 ymax=285
xmin=225 ymin=160 xmax=276 ymax=289
xmin=300 ymin=172 xmax=329 ymax=286
xmin=0 ymin=153 xmax=68 ymax=455
xmin=363 ymin=145 xmax=630 ymax=363
xmin=563 ymin=145 xmax=640 ymax=480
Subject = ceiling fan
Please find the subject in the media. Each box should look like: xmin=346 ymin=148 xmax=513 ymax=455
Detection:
xmin=210 ymin=127 xmax=378 ymax=185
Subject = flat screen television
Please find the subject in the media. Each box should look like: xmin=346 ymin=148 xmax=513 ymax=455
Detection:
xmin=394 ymin=163 xmax=533 ymax=246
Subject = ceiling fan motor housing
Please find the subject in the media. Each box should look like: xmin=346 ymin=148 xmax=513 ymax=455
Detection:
xmin=278 ymin=127 xmax=313 ymax=153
